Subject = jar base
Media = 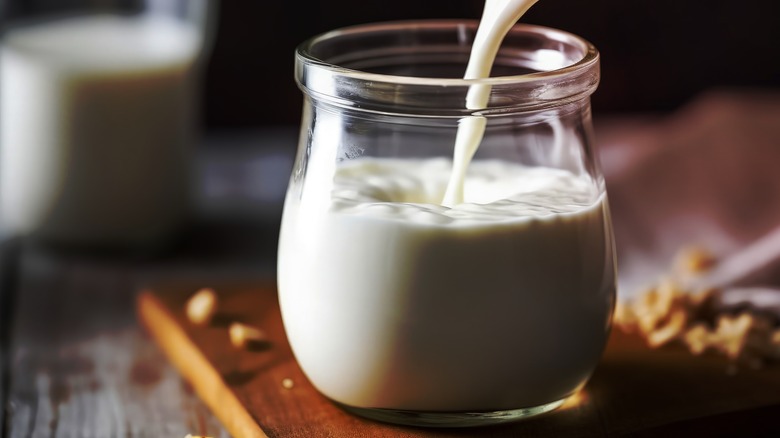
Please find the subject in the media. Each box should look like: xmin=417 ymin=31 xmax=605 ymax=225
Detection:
xmin=335 ymin=397 xmax=567 ymax=428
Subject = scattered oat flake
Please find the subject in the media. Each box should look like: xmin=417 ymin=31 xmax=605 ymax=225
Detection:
xmin=229 ymin=322 xmax=267 ymax=349
xmin=186 ymin=288 xmax=217 ymax=325
xmin=677 ymin=246 xmax=717 ymax=274
xmin=616 ymin=246 xmax=780 ymax=365
xmin=282 ymin=378 xmax=294 ymax=389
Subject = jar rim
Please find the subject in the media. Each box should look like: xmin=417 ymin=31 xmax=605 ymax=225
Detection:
xmin=295 ymin=20 xmax=600 ymax=115
xmin=296 ymin=19 xmax=599 ymax=86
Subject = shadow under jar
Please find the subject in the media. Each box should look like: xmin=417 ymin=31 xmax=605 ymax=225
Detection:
xmin=278 ymin=20 xmax=616 ymax=428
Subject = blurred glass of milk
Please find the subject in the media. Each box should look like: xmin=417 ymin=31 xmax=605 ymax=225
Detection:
xmin=0 ymin=0 xmax=216 ymax=249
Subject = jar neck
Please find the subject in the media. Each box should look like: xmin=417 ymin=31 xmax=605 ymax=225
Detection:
xmin=296 ymin=21 xmax=599 ymax=117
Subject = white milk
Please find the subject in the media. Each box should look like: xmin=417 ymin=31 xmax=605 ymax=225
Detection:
xmin=278 ymin=159 xmax=615 ymax=411
xmin=0 ymin=15 xmax=201 ymax=246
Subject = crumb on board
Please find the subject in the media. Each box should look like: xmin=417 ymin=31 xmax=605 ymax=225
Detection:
xmin=186 ymin=288 xmax=217 ymax=325
xmin=615 ymin=247 xmax=780 ymax=366
xmin=229 ymin=322 xmax=268 ymax=349
xmin=282 ymin=378 xmax=294 ymax=389
xmin=676 ymin=246 xmax=718 ymax=274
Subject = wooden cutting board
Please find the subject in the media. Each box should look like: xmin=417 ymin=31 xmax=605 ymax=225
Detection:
xmin=137 ymin=283 xmax=780 ymax=438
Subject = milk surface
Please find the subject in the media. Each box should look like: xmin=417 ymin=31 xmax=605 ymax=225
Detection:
xmin=278 ymin=158 xmax=615 ymax=411
xmin=0 ymin=15 xmax=200 ymax=245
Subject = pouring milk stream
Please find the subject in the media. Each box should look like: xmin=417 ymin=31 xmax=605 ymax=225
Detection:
xmin=442 ymin=0 xmax=539 ymax=207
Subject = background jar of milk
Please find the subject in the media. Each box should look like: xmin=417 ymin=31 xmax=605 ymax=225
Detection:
xmin=280 ymin=21 xmax=616 ymax=427
xmin=0 ymin=0 xmax=216 ymax=249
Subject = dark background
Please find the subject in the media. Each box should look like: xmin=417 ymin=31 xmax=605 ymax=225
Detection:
xmin=203 ymin=0 xmax=780 ymax=128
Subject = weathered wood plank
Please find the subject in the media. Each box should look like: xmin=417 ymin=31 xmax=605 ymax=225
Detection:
xmin=2 ymin=131 xmax=291 ymax=438
xmin=6 ymin=245 xmax=233 ymax=438
xmin=0 ymin=237 xmax=22 ymax=438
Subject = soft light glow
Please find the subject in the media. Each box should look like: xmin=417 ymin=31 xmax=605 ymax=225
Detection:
xmin=560 ymin=390 xmax=588 ymax=410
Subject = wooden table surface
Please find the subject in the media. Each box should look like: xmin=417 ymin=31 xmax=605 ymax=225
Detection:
xmin=2 ymin=92 xmax=780 ymax=437
xmin=138 ymin=282 xmax=780 ymax=438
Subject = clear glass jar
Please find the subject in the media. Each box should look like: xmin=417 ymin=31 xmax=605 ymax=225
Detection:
xmin=279 ymin=20 xmax=616 ymax=427
xmin=0 ymin=0 xmax=216 ymax=249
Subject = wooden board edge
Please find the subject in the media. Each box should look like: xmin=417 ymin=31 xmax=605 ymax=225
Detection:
xmin=136 ymin=290 xmax=268 ymax=438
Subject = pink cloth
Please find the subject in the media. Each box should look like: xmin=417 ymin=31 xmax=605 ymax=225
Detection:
xmin=597 ymin=89 xmax=780 ymax=297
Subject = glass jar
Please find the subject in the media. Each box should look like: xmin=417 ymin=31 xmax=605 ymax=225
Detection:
xmin=0 ymin=0 xmax=216 ymax=249
xmin=279 ymin=20 xmax=616 ymax=427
